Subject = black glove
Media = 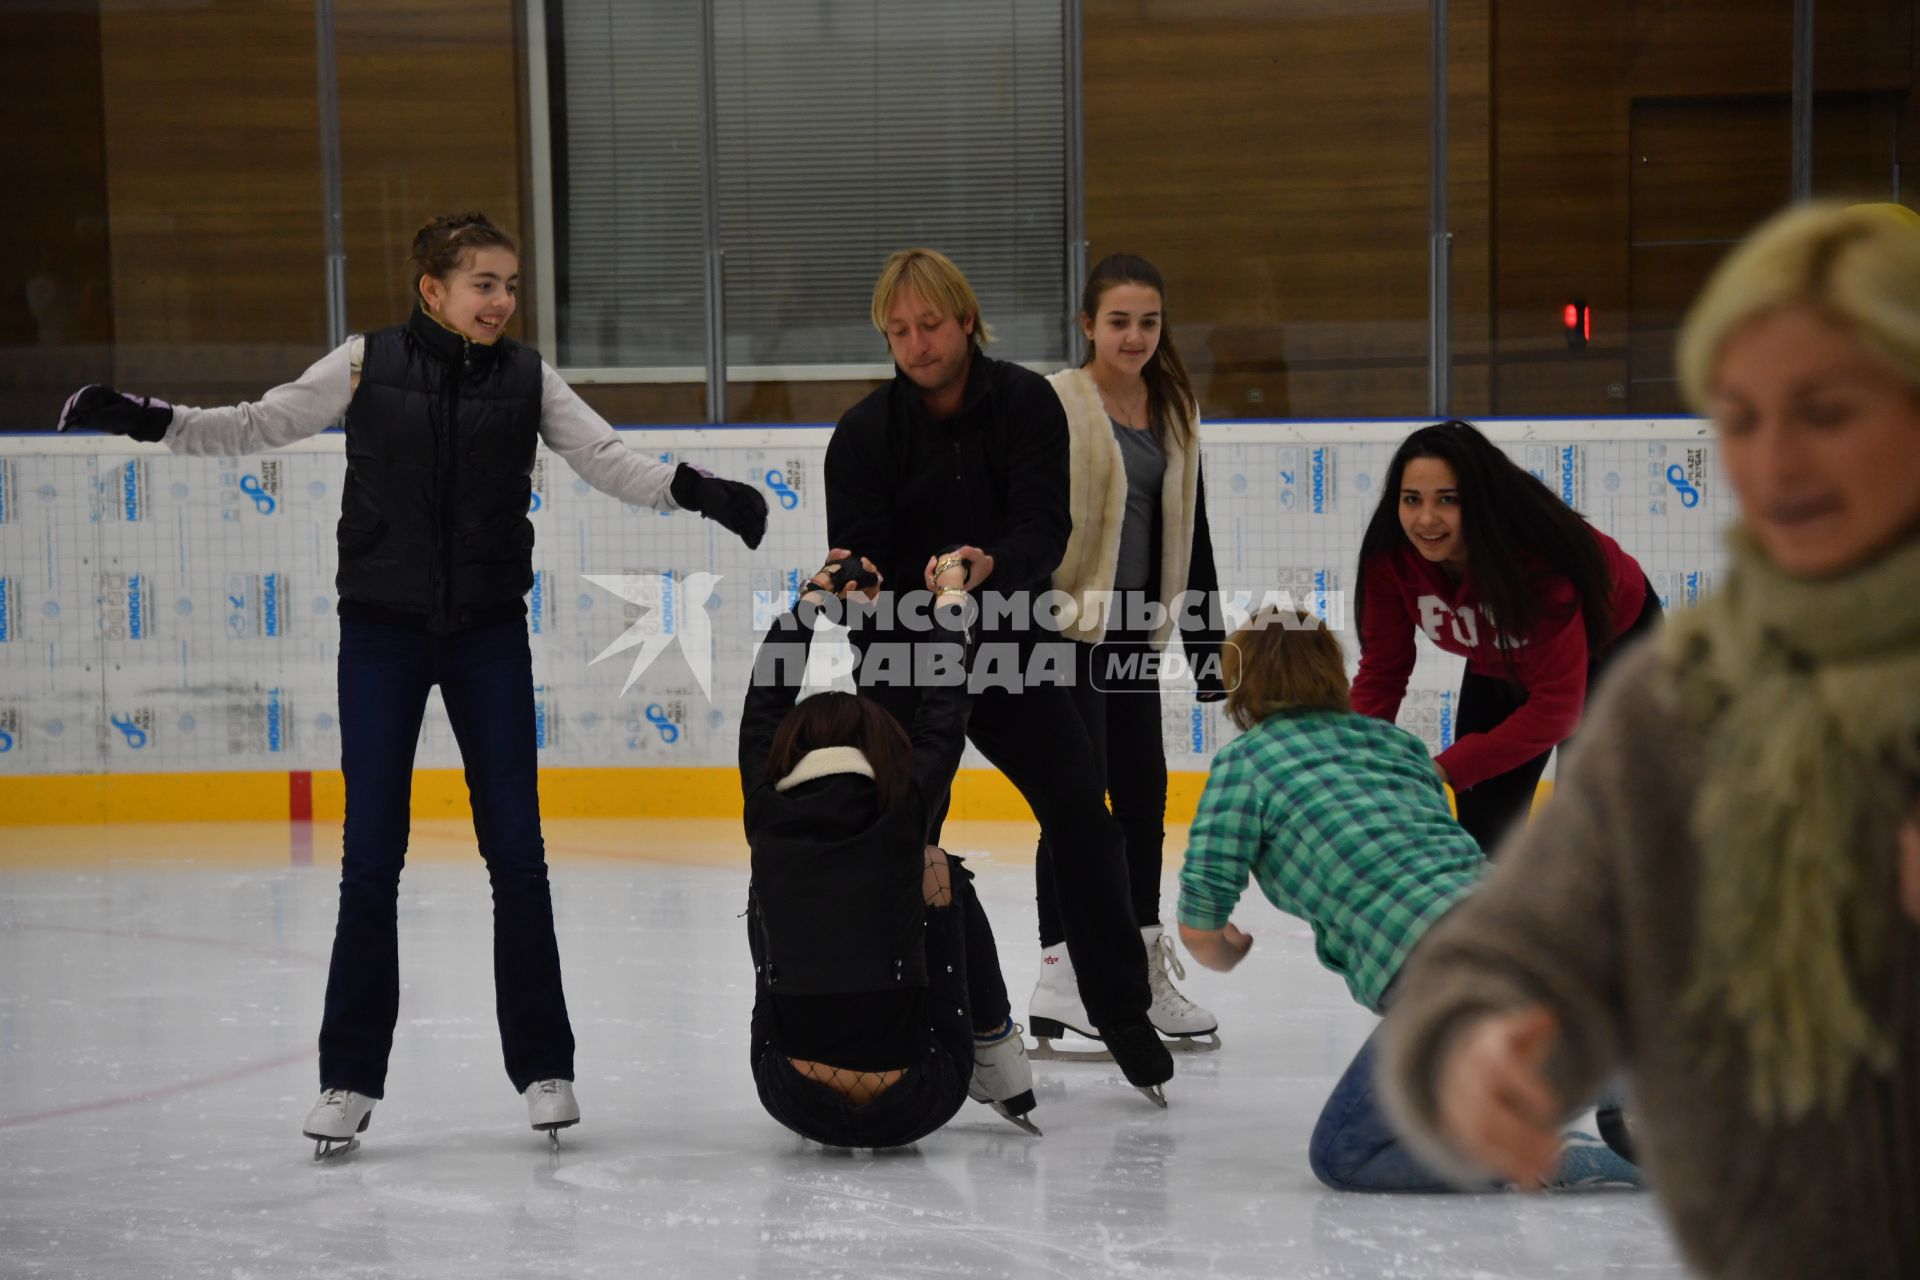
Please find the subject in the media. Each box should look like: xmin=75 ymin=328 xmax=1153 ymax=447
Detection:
xmin=670 ymin=463 xmax=768 ymax=550
xmin=58 ymin=385 xmax=174 ymax=443
xmin=817 ymin=555 xmax=881 ymax=596
xmin=1190 ymin=640 xmax=1229 ymax=703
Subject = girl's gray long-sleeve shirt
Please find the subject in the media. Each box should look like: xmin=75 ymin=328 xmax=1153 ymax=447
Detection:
xmin=162 ymin=337 xmax=681 ymax=512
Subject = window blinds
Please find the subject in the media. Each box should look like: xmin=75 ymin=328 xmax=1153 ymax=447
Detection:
xmin=552 ymin=0 xmax=1067 ymax=374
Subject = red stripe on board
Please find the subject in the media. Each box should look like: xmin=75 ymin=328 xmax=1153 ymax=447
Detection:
xmin=0 ymin=1046 xmax=316 ymax=1129
xmin=289 ymin=770 xmax=313 ymax=822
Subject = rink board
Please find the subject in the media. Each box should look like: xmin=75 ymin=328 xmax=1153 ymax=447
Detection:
xmin=0 ymin=419 xmax=1727 ymax=821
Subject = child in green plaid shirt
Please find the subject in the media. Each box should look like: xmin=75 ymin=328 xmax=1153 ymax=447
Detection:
xmin=1177 ymin=608 xmax=1640 ymax=1192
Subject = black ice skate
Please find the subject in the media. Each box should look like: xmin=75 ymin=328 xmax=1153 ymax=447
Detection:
xmin=1098 ymin=1016 xmax=1174 ymax=1108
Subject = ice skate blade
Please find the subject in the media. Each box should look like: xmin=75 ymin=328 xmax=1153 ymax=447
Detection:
xmin=990 ymin=1102 xmax=1042 ymax=1137
xmin=1167 ymin=1031 xmax=1221 ymax=1053
xmin=1028 ymin=1035 xmax=1114 ymax=1064
xmin=1136 ymin=1084 xmax=1168 ymax=1108
xmin=533 ymin=1116 xmax=579 ymax=1150
xmin=304 ymin=1108 xmax=371 ymax=1161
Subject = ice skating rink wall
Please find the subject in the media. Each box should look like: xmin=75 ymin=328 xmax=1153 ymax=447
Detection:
xmin=0 ymin=420 xmax=1727 ymax=824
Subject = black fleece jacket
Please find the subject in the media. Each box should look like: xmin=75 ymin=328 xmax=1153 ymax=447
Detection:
xmin=824 ymin=352 xmax=1071 ymax=619
xmin=737 ymin=605 xmax=970 ymax=999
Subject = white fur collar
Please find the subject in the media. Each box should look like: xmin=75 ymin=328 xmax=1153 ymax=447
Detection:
xmin=774 ymin=746 xmax=876 ymax=792
xmin=1045 ymin=366 xmax=1201 ymax=645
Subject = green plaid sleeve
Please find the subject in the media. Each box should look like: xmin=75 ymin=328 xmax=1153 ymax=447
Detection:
xmin=1177 ymin=744 xmax=1266 ymax=931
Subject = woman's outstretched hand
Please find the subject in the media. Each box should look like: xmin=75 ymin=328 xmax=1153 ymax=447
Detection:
xmin=58 ymin=385 xmax=173 ymax=442
xmin=1434 ymin=1005 xmax=1564 ymax=1191
xmin=670 ymin=463 xmax=769 ymax=550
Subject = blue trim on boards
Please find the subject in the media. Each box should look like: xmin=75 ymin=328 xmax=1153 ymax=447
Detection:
xmin=0 ymin=412 xmax=1706 ymax=438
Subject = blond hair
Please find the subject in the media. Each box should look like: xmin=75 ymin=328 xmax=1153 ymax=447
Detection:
xmin=1677 ymin=201 xmax=1920 ymax=410
xmin=870 ymin=249 xmax=993 ymax=350
xmin=1222 ymin=608 xmax=1351 ymax=731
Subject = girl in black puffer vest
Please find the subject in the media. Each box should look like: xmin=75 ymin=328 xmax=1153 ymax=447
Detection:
xmin=740 ymin=552 xmax=1038 ymax=1145
xmin=57 ymin=212 xmax=770 ymax=1157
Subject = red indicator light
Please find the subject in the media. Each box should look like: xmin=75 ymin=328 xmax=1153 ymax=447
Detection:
xmin=1564 ymin=299 xmax=1589 ymax=351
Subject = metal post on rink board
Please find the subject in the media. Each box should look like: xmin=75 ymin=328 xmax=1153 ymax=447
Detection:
xmin=698 ymin=0 xmax=727 ymax=424
xmin=315 ymin=0 xmax=348 ymax=348
xmin=1427 ymin=0 xmax=1450 ymax=418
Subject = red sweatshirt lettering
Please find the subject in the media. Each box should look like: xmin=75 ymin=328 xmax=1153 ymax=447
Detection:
xmin=1350 ymin=530 xmax=1647 ymax=791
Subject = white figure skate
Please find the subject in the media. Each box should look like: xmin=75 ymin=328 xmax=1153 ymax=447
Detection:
xmin=302 ymin=1088 xmax=374 ymax=1161
xmin=1143 ymin=925 xmax=1221 ymax=1051
xmin=525 ymin=1079 xmax=580 ymax=1151
xmin=1027 ymin=943 xmax=1114 ymax=1062
xmin=968 ymin=1018 xmax=1042 ymax=1136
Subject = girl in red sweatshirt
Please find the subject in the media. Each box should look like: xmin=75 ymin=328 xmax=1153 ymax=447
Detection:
xmin=1350 ymin=421 xmax=1661 ymax=853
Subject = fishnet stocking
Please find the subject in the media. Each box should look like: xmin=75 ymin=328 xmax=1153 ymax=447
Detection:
xmin=785 ymin=1057 xmax=907 ymax=1105
xmin=923 ymin=844 xmax=953 ymax=907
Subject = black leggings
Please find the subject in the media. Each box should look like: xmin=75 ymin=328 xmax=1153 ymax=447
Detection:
xmin=1453 ymin=578 xmax=1663 ymax=854
xmin=1035 ymin=611 xmax=1167 ymax=946
xmin=749 ymin=858 xmax=1011 ymax=1148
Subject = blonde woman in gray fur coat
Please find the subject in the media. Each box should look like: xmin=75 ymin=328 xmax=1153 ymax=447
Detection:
xmin=1027 ymin=254 xmax=1231 ymax=1056
xmin=1379 ymin=202 xmax=1920 ymax=1278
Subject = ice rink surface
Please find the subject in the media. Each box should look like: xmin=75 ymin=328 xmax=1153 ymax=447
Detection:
xmin=0 ymin=819 xmax=1689 ymax=1279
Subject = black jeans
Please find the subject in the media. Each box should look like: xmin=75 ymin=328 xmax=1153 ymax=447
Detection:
xmin=751 ymin=858 xmax=1011 ymax=1147
xmin=1035 ymin=610 xmax=1168 ymax=945
xmin=861 ymin=634 xmax=1151 ymax=1029
xmin=1452 ymin=578 xmax=1664 ymax=854
xmin=320 ymin=615 xmax=575 ymax=1097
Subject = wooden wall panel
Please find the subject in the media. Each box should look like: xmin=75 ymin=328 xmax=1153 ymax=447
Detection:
xmin=1484 ymin=0 xmax=1635 ymax=414
xmin=1489 ymin=0 xmax=1915 ymax=416
xmin=1448 ymin=0 xmax=1495 ymax=409
xmin=1081 ymin=1 xmax=1436 ymax=420
xmin=98 ymin=0 xmax=327 ymax=402
xmin=92 ymin=0 xmax=525 ymax=407
xmin=1627 ymin=99 xmax=1792 ymax=412
xmin=1813 ymin=93 xmax=1904 ymax=201
xmin=337 ymin=1 xmax=526 ymax=337
xmin=41 ymin=0 xmax=1919 ymax=426
xmin=726 ymin=380 xmax=887 ymax=425
xmin=0 ymin=1 xmax=114 ymax=429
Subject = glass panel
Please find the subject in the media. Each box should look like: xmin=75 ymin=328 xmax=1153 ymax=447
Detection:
xmin=714 ymin=0 xmax=1068 ymax=411
xmin=1079 ymin=1 xmax=1431 ymax=421
xmin=546 ymin=0 xmax=708 ymax=370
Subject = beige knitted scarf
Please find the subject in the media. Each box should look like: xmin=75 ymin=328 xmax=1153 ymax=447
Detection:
xmin=1666 ymin=527 xmax=1920 ymax=1119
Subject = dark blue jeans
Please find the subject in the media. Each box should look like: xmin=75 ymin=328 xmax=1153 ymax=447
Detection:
xmin=1310 ymin=1024 xmax=1638 ymax=1192
xmin=319 ymin=615 xmax=575 ymax=1097
xmin=1310 ymin=1025 xmax=1476 ymax=1193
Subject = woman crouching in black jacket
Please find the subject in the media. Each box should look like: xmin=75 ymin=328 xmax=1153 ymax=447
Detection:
xmin=740 ymin=550 xmax=1039 ymax=1145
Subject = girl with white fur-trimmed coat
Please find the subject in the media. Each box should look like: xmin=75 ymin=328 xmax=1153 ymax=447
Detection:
xmin=1027 ymin=254 xmax=1230 ymax=1054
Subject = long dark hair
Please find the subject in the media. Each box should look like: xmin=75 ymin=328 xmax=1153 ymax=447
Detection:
xmin=1354 ymin=421 xmax=1616 ymax=666
xmin=1080 ymin=253 xmax=1198 ymax=451
xmin=765 ymin=691 xmax=913 ymax=812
